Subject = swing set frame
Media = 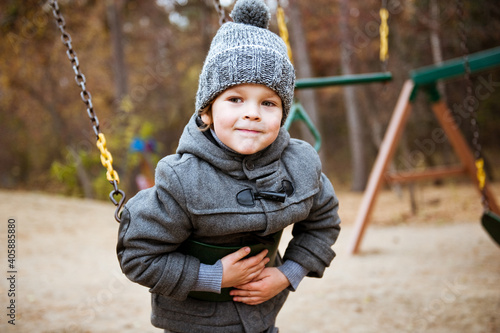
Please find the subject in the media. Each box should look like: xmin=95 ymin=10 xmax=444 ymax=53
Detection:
xmin=348 ymin=46 xmax=500 ymax=254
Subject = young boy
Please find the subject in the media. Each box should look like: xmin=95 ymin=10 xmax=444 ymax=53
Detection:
xmin=117 ymin=0 xmax=341 ymax=332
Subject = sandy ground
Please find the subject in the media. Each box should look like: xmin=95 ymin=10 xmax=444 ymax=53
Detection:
xmin=0 ymin=183 xmax=499 ymax=332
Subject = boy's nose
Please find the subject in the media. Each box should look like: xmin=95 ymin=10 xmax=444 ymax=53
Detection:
xmin=243 ymin=103 xmax=261 ymax=120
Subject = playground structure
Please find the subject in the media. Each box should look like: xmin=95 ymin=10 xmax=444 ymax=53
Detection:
xmin=275 ymin=1 xmax=500 ymax=251
xmin=348 ymin=46 xmax=500 ymax=254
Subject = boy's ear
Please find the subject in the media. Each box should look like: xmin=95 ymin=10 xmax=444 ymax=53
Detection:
xmin=200 ymin=113 xmax=212 ymax=126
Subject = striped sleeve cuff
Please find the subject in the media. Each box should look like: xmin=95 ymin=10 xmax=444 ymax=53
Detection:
xmin=278 ymin=260 xmax=309 ymax=291
xmin=192 ymin=260 xmax=223 ymax=293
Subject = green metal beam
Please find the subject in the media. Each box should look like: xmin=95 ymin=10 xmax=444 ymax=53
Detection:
xmin=411 ymin=46 xmax=500 ymax=85
xmin=284 ymin=102 xmax=322 ymax=151
xmin=295 ymin=72 xmax=392 ymax=89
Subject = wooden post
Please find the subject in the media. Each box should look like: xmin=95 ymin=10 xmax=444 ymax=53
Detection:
xmin=347 ymin=80 xmax=415 ymax=254
xmin=431 ymin=101 xmax=500 ymax=215
xmin=348 ymin=87 xmax=500 ymax=255
xmin=385 ymin=166 xmax=467 ymax=184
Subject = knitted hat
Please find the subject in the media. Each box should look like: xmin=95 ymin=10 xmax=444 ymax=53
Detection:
xmin=195 ymin=0 xmax=295 ymax=125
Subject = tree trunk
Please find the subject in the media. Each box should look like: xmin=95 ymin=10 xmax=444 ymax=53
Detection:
xmin=429 ymin=0 xmax=453 ymax=167
xmin=106 ymin=0 xmax=130 ymax=193
xmin=339 ymin=0 xmax=367 ymax=191
xmin=429 ymin=0 xmax=446 ymax=102
xmin=106 ymin=0 xmax=128 ymax=101
xmin=68 ymin=147 xmax=94 ymax=199
xmin=287 ymin=3 xmax=323 ymax=160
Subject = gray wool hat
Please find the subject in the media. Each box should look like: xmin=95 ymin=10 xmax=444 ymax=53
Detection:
xmin=195 ymin=0 xmax=295 ymax=125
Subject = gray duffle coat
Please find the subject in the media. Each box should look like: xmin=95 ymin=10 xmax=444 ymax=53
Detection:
xmin=117 ymin=114 xmax=341 ymax=333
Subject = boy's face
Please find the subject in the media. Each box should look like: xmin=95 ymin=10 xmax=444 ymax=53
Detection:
xmin=202 ymin=84 xmax=283 ymax=155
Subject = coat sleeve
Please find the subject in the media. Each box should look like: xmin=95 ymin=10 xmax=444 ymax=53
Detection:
xmin=116 ymin=159 xmax=200 ymax=301
xmin=282 ymin=172 xmax=341 ymax=278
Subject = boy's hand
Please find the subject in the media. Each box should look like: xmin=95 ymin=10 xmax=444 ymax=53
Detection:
xmin=230 ymin=267 xmax=290 ymax=305
xmin=221 ymin=247 xmax=269 ymax=288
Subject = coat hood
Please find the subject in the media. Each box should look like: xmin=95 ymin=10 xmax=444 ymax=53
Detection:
xmin=176 ymin=114 xmax=291 ymax=180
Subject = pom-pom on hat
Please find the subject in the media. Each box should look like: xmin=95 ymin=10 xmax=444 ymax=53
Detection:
xmin=196 ymin=0 xmax=295 ymax=125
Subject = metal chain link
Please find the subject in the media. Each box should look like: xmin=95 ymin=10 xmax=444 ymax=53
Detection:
xmin=49 ymin=0 xmax=126 ymax=222
xmin=212 ymin=0 xmax=228 ymax=25
xmin=456 ymin=0 xmax=488 ymax=210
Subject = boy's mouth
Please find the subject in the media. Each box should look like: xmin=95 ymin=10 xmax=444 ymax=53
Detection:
xmin=237 ymin=128 xmax=261 ymax=134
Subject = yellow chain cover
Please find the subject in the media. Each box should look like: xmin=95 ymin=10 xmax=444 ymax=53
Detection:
xmin=96 ymin=133 xmax=120 ymax=183
xmin=277 ymin=7 xmax=293 ymax=64
xmin=475 ymin=158 xmax=486 ymax=190
xmin=379 ymin=8 xmax=389 ymax=62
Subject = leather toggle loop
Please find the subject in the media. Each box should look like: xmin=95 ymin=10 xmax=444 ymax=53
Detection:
xmin=279 ymin=180 xmax=294 ymax=196
xmin=236 ymin=180 xmax=294 ymax=207
xmin=236 ymin=188 xmax=256 ymax=207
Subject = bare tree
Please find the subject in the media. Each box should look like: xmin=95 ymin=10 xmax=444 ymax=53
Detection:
xmin=429 ymin=0 xmax=446 ymax=102
xmin=106 ymin=0 xmax=128 ymax=101
xmin=287 ymin=2 xmax=323 ymax=160
xmin=339 ymin=0 xmax=367 ymax=191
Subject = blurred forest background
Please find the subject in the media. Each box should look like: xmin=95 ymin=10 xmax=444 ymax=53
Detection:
xmin=1 ymin=0 xmax=499 ymax=201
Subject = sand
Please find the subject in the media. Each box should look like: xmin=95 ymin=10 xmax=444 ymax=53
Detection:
xmin=0 ymin=184 xmax=499 ymax=332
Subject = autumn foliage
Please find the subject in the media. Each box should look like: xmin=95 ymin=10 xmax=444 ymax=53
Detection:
xmin=1 ymin=0 xmax=499 ymax=199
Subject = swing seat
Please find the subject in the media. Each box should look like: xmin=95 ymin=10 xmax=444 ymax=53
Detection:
xmin=481 ymin=210 xmax=500 ymax=246
xmin=179 ymin=230 xmax=283 ymax=302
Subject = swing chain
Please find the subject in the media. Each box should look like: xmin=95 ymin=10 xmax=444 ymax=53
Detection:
xmin=456 ymin=0 xmax=489 ymax=211
xmin=110 ymin=180 xmax=126 ymax=223
xmin=49 ymin=0 xmax=126 ymax=222
xmin=50 ymin=1 xmax=100 ymax=139
xmin=212 ymin=0 xmax=228 ymax=26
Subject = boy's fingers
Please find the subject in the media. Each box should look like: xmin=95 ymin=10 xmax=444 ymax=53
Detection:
xmin=247 ymin=249 xmax=268 ymax=262
xmin=246 ymin=249 xmax=269 ymax=266
xmin=225 ymin=248 xmax=270 ymax=266
xmin=233 ymin=248 xmax=269 ymax=261
xmin=256 ymin=249 xmax=269 ymax=260
xmin=226 ymin=246 xmax=251 ymax=263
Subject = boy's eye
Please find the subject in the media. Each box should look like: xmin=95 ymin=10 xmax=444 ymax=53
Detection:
xmin=262 ymin=100 xmax=277 ymax=107
xmin=229 ymin=97 xmax=243 ymax=103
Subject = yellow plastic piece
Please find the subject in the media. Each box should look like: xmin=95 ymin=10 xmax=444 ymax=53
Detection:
xmin=96 ymin=133 xmax=120 ymax=183
xmin=379 ymin=8 xmax=389 ymax=62
xmin=475 ymin=158 xmax=486 ymax=190
xmin=277 ymin=6 xmax=293 ymax=64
